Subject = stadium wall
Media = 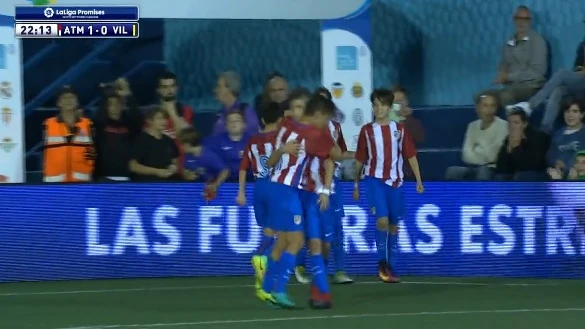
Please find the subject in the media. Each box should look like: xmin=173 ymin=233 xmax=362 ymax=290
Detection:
xmin=0 ymin=182 xmax=584 ymax=282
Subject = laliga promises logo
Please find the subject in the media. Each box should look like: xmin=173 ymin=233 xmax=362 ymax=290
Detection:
xmin=44 ymin=8 xmax=55 ymax=18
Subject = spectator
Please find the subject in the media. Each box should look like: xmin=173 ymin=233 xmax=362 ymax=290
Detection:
xmin=129 ymin=107 xmax=179 ymax=182
xmin=93 ymin=78 xmax=143 ymax=182
xmin=480 ymin=5 xmax=547 ymax=108
xmin=157 ymin=71 xmax=193 ymax=138
xmin=179 ymin=128 xmax=229 ymax=188
xmin=212 ymin=71 xmax=259 ymax=135
xmin=43 ymin=86 xmax=95 ymax=183
xmin=445 ymin=94 xmax=508 ymax=181
xmin=495 ymin=109 xmax=549 ymax=181
xmin=286 ymin=87 xmax=312 ymax=120
xmin=546 ymin=99 xmax=585 ymax=179
xmin=391 ymin=85 xmax=426 ymax=179
xmin=507 ymin=35 xmax=585 ymax=134
xmin=551 ymin=151 xmax=585 ymax=180
xmin=207 ymin=110 xmax=251 ymax=182
xmin=254 ymin=71 xmax=289 ymax=112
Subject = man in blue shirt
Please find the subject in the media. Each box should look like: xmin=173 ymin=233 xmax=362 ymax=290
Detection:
xmin=207 ymin=110 xmax=251 ymax=182
xmin=179 ymin=128 xmax=230 ymax=195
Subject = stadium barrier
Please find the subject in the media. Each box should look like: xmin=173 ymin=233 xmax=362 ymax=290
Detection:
xmin=0 ymin=182 xmax=584 ymax=282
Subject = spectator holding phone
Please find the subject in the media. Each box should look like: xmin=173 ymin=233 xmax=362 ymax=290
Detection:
xmin=129 ymin=108 xmax=179 ymax=181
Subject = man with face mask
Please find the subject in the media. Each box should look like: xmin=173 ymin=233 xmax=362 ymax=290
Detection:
xmin=93 ymin=78 xmax=143 ymax=181
xmin=43 ymin=86 xmax=95 ymax=183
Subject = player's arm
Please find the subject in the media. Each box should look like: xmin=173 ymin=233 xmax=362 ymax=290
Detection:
xmin=267 ymin=140 xmax=299 ymax=167
xmin=323 ymin=157 xmax=334 ymax=190
xmin=402 ymin=126 xmax=424 ymax=193
xmin=237 ymin=144 xmax=252 ymax=203
xmin=353 ymin=127 xmax=368 ymax=186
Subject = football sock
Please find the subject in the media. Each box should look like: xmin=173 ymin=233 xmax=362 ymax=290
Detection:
xmin=261 ymin=256 xmax=278 ymax=292
xmin=296 ymin=247 xmax=307 ymax=267
xmin=388 ymin=232 xmax=398 ymax=270
xmin=310 ymin=254 xmax=330 ymax=293
xmin=255 ymin=234 xmax=273 ymax=256
xmin=273 ymin=251 xmax=296 ymax=294
xmin=332 ymin=218 xmax=345 ymax=272
xmin=375 ymin=229 xmax=388 ymax=262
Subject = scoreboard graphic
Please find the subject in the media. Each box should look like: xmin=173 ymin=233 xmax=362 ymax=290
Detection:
xmin=14 ymin=5 xmax=139 ymax=38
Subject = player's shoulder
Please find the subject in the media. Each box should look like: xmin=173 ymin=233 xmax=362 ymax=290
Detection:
xmin=330 ymin=120 xmax=342 ymax=130
xmin=360 ymin=122 xmax=373 ymax=131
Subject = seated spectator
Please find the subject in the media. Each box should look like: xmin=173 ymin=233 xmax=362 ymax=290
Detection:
xmin=445 ymin=94 xmax=508 ymax=181
xmin=129 ymin=108 xmax=179 ymax=181
xmin=179 ymin=128 xmax=229 ymax=191
xmin=480 ymin=5 xmax=547 ymax=108
xmin=495 ymin=109 xmax=549 ymax=181
xmin=507 ymin=36 xmax=585 ymax=134
xmin=212 ymin=71 xmax=259 ymax=135
xmin=550 ymin=151 xmax=585 ymax=180
xmin=43 ymin=86 xmax=94 ymax=183
xmin=391 ymin=85 xmax=426 ymax=179
xmin=254 ymin=72 xmax=289 ymax=113
xmin=207 ymin=110 xmax=251 ymax=182
xmin=93 ymin=79 xmax=143 ymax=182
xmin=546 ymin=99 xmax=585 ymax=179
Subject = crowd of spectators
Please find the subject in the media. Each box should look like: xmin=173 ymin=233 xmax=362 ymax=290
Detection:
xmin=41 ymin=5 xmax=585 ymax=184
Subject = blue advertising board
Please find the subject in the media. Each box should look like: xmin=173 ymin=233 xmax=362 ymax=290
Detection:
xmin=0 ymin=182 xmax=584 ymax=282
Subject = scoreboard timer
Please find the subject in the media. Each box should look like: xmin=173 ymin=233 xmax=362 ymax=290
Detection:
xmin=15 ymin=22 xmax=139 ymax=38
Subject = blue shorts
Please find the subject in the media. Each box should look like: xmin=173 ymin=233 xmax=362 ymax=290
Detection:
xmin=253 ymin=178 xmax=272 ymax=228
xmin=300 ymin=190 xmax=334 ymax=243
xmin=330 ymin=177 xmax=345 ymax=218
xmin=364 ymin=177 xmax=404 ymax=224
xmin=268 ymin=183 xmax=304 ymax=233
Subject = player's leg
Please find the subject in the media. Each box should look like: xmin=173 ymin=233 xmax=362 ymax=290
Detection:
xmin=301 ymin=191 xmax=332 ymax=309
xmin=271 ymin=187 xmax=305 ymax=308
xmin=330 ymin=189 xmax=353 ymax=284
xmin=364 ymin=178 xmax=393 ymax=282
xmin=294 ymin=247 xmax=310 ymax=284
xmin=252 ymin=183 xmax=273 ymax=289
xmin=386 ymin=185 xmax=404 ymax=282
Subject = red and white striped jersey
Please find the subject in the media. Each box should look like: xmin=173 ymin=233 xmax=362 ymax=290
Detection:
xmin=300 ymin=156 xmax=336 ymax=193
xmin=271 ymin=120 xmax=334 ymax=187
xmin=328 ymin=120 xmax=347 ymax=178
xmin=240 ymin=131 xmax=277 ymax=179
xmin=355 ymin=121 xmax=416 ymax=187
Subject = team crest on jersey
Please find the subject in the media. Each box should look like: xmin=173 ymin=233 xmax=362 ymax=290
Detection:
xmin=239 ymin=150 xmax=244 ymax=158
xmin=294 ymin=215 xmax=302 ymax=225
xmin=393 ymin=130 xmax=402 ymax=140
xmin=258 ymin=155 xmax=270 ymax=178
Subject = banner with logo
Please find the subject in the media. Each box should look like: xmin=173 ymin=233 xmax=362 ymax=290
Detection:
xmin=321 ymin=0 xmax=372 ymax=151
xmin=0 ymin=20 xmax=24 ymax=183
xmin=0 ymin=182 xmax=584 ymax=282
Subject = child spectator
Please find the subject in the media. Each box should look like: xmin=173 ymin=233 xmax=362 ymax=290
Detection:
xmin=495 ymin=109 xmax=549 ymax=181
xmin=129 ymin=108 xmax=179 ymax=182
xmin=547 ymin=99 xmax=585 ymax=179
xmin=445 ymin=93 xmax=508 ymax=180
xmin=206 ymin=110 xmax=250 ymax=182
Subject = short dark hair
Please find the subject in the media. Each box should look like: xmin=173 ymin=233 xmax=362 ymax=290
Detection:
xmin=391 ymin=84 xmax=408 ymax=96
xmin=288 ymin=88 xmax=311 ymax=103
xmin=159 ymin=71 xmax=177 ymax=84
xmin=474 ymin=93 xmax=497 ymax=105
xmin=562 ymin=98 xmax=585 ymax=114
xmin=178 ymin=127 xmax=202 ymax=147
xmin=260 ymin=102 xmax=284 ymax=125
xmin=57 ymin=85 xmax=78 ymax=99
xmin=145 ymin=107 xmax=165 ymax=121
xmin=226 ymin=109 xmax=246 ymax=123
xmin=507 ymin=108 xmax=529 ymax=122
xmin=314 ymin=86 xmax=332 ymax=100
xmin=370 ymin=89 xmax=394 ymax=106
xmin=305 ymin=95 xmax=336 ymax=116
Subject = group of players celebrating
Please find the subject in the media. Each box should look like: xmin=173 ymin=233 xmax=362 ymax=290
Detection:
xmin=237 ymin=87 xmax=424 ymax=309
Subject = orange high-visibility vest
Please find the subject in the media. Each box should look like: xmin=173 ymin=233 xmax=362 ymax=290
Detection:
xmin=43 ymin=116 xmax=94 ymax=183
